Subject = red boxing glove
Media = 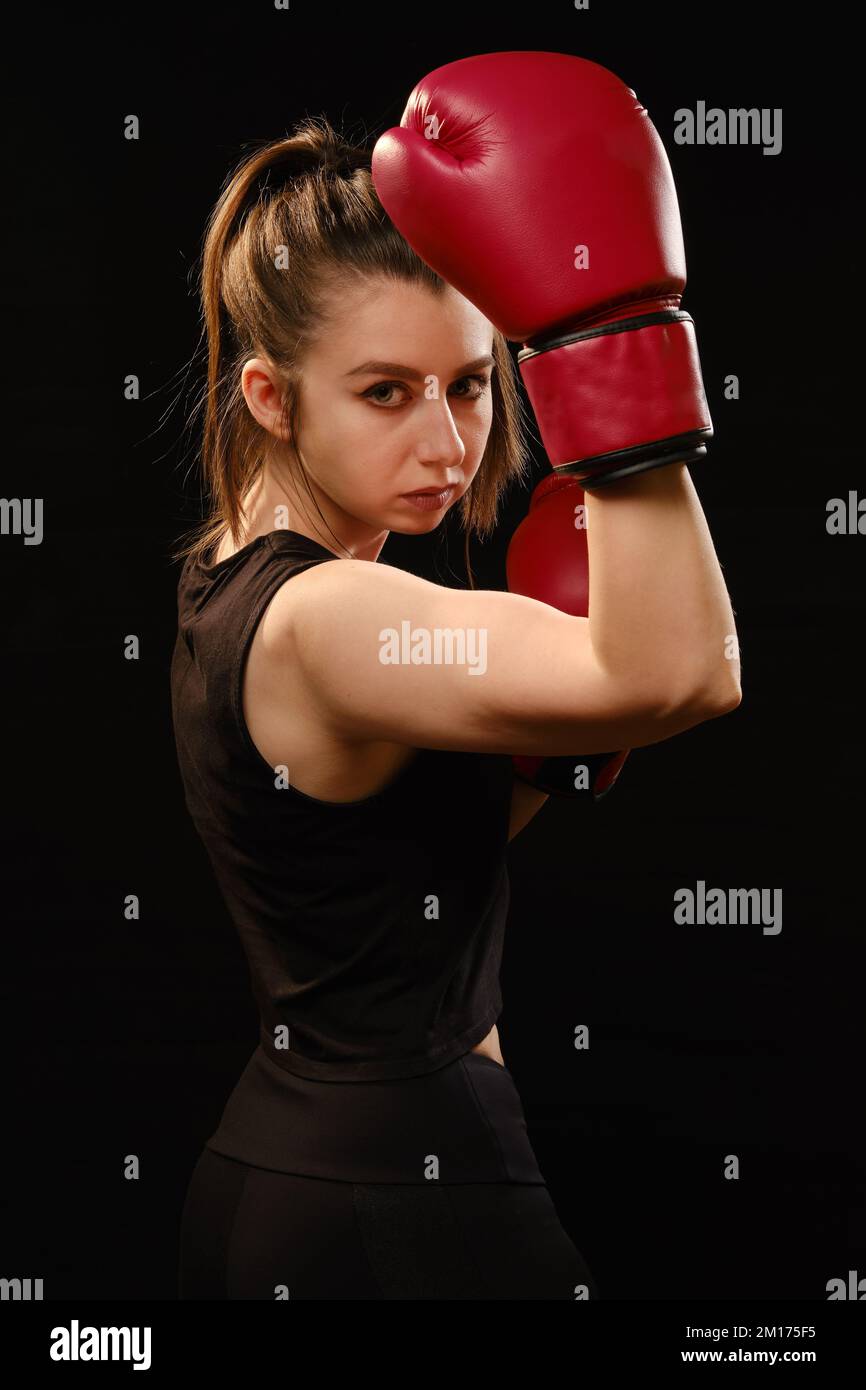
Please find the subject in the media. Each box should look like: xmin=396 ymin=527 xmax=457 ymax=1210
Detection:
xmin=371 ymin=50 xmax=711 ymax=487
xmin=506 ymin=472 xmax=629 ymax=800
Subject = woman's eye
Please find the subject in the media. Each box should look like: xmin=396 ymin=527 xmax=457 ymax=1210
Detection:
xmin=451 ymin=374 xmax=491 ymax=399
xmin=365 ymin=381 xmax=407 ymax=406
xmin=362 ymin=375 xmax=491 ymax=408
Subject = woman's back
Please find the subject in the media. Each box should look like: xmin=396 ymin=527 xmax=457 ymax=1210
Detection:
xmin=170 ymin=526 xmax=515 ymax=1084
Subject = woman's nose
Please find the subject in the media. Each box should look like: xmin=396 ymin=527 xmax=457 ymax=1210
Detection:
xmin=412 ymin=399 xmax=466 ymax=462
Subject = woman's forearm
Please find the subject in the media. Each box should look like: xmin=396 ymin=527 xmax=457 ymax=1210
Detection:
xmin=585 ymin=463 xmax=740 ymax=706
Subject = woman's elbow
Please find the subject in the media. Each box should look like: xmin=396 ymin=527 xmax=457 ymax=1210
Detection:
xmin=682 ymin=676 xmax=743 ymax=722
xmin=627 ymin=677 xmax=742 ymax=748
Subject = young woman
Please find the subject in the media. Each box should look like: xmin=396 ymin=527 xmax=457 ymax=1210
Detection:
xmin=170 ymin=109 xmax=740 ymax=1300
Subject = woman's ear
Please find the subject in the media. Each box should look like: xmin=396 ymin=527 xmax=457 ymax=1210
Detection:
xmin=241 ymin=358 xmax=289 ymax=440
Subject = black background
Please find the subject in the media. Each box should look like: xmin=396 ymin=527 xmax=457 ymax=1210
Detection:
xmin=1 ymin=2 xmax=861 ymax=1302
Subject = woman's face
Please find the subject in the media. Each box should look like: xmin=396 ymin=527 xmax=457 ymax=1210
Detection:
xmin=248 ymin=276 xmax=495 ymax=541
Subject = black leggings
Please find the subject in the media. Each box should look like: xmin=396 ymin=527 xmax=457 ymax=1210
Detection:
xmin=178 ymin=1148 xmax=599 ymax=1300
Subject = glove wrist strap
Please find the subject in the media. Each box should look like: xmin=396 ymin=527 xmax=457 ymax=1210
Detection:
xmin=518 ymin=308 xmax=713 ymax=485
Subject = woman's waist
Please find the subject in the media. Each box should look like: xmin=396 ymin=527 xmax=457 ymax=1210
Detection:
xmin=204 ymin=1043 xmax=546 ymax=1185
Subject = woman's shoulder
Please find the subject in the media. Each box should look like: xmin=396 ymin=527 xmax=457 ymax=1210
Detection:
xmin=265 ymin=550 xmax=410 ymax=634
xmin=250 ymin=553 xmax=383 ymax=686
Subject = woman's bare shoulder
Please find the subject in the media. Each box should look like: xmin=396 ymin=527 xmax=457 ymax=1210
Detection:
xmin=257 ymin=556 xmax=385 ymax=660
xmin=266 ymin=554 xmax=417 ymax=633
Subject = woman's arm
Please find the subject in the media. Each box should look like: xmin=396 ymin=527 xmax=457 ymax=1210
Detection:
xmin=584 ymin=463 xmax=739 ymax=698
xmin=279 ymin=533 xmax=737 ymax=761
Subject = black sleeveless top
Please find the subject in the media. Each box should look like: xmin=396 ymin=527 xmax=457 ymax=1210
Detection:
xmin=169 ymin=529 xmax=515 ymax=1085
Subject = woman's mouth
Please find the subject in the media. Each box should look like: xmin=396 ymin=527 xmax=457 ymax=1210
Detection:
xmin=400 ymin=486 xmax=455 ymax=511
